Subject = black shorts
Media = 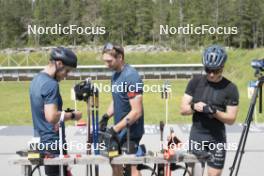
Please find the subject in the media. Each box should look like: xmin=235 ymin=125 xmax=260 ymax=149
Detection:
xmin=44 ymin=165 xmax=68 ymax=176
xmin=120 ymin=137 xmax=142 ymax=154
xmin=43 ymin=149 xmax=68 ymax=176
xmin=189 ymin=140 xmax=226 ymax=169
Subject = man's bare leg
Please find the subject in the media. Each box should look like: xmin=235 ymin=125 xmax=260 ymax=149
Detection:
xmin=131 ymin=165 xmax=141 ymax=176
xmin=207 ymin=166 xmax=222 ymax=176
xmin=112 ymin=165 xmax=123 ymax=176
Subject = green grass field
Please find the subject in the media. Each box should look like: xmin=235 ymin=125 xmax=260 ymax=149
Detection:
xmin=0 ymin=48 xmax=264 ymax=125
xmin=0 ymin=80 xmax=191 ymax=125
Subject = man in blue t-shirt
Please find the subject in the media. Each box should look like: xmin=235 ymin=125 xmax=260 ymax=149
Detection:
xmin=30 ymin=47 xmax=82 ymax=176
xmin=100 ymin=43 xmax=144 ymax=176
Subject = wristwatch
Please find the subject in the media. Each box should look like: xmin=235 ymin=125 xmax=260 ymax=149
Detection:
xmin=190 ymin=102 xmax=195 ymax=111
xmin=70 ymin=112 xmax=76 ymax=120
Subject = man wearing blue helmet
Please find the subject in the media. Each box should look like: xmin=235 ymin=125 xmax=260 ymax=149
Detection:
xmin=180 ymin=45 xmax=239 ymax=176
xmin=29 ymin=47 xmax=82 ymax=176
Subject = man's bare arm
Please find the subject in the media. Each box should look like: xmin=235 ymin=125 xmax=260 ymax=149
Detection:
xmin=44 ymin=104 xmax=82 ymax=124
xmin=114 ymin=95 xmax=143 ymax=132
xmin=213 ymin=106 xmax=239 ymax=125
xmin=180 ymin=93 xmax=194 ymax=116
xmin=106 ymin=100 xmax=114 ymax=117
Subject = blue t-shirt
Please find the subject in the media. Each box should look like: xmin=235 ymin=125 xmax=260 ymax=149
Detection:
xmin=111 ymin=64 xmax=144 ymax=140
xmin=30 ymin=72 xmax=65 ymax=146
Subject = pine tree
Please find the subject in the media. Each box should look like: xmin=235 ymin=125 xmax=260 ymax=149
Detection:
xmin=135 ymin=0 xmax=154 ymax=43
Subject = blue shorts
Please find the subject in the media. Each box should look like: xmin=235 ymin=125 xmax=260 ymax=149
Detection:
xmin=189 ymin=140 xmax=226 ymax=169
xmin=120 ymin=137 xmax=142 ymax=154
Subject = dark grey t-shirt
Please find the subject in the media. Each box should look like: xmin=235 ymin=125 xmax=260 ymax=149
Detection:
xmin=30 ymin=72 xmax=64 ymax=146
xmin=185 ymin=75 xmax=239 ymax=142
xmin=111 ymin=64 xmax=144 ymax=140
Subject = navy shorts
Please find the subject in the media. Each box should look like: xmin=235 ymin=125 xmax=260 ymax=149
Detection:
xmin=43 ymin=149 xmax=68 ymax=176
xmin=44 ymin=165 xmax=68 ymax=176
xmin=189 ymin=140 xmax=226 ymax=169
xmin=120 ymin=137 xmax=142 ymax=154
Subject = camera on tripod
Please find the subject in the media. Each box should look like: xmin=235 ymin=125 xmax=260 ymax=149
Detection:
xmin=230 ymin=59 xmax=264 ymax=176
xmin=74 ymin=79 xmax=94 ymax=101
xmin=251 ymin=59 xmax=264 ymax=76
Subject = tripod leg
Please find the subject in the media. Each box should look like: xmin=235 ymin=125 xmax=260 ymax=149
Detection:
xmin=91 ymin=93 xmax=98 ymax=176
xmin=229 ymin=84 xmax=259 ymax=176
xmin=95 ymin=89 xmax=99 ymax=176
xmin=86 ymin=97 xmax=93 ymax=176
xmin=234 ymin=122 xmax=252 ymax=176
xmin=229 ymin=124 xmax=247 ymax=176
xmin=59 ymin=112 xmax=65 ymax=176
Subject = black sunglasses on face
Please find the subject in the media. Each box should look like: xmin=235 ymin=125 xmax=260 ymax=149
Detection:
xmin=205 ymin=68 xmax=222 ymax=74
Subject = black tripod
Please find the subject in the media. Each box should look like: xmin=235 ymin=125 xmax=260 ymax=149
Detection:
xmin=229 ymin=76 xmax=264 ymax=176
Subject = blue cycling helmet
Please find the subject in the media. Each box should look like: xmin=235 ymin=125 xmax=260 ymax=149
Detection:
xmin=202 ymin=45 xmax=227 ymax=69
xmin=50 ymin=47 xmax=77 ymax=68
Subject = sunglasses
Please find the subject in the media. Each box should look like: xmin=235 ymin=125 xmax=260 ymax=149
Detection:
xmin=205 ymin=68 xmax=222 ymax=74
xmin=103 ymin=43 xmax=123 ymax=54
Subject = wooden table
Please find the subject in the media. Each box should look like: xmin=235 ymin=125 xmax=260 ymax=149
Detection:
xmin=9 ymin=152 xmax=205 ymax=176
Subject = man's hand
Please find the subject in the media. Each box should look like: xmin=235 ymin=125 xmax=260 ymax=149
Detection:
xmin=203 ymin=104 xmax=217 ymax=114
xmin=193 ymin=102 xmax=207 ymax=112
xmin=99 ymin=113 xmax=110 ymax=131
xmin=193 ymin=102 xmax=217 ymax=115
xmin=106 ymin=127 xmax=119 ymax=142
xmin=53 ymin=123 xmax=60 ymax=132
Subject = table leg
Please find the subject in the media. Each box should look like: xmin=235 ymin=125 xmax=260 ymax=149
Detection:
xmin=21 ymin=165 xmax=32 ymax=176
xmin=190 ymin=162 xmax=204 ymax=176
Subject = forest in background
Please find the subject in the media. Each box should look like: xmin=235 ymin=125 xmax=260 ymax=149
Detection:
xmin=0 ymin=0 xmax=264 ymax=50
